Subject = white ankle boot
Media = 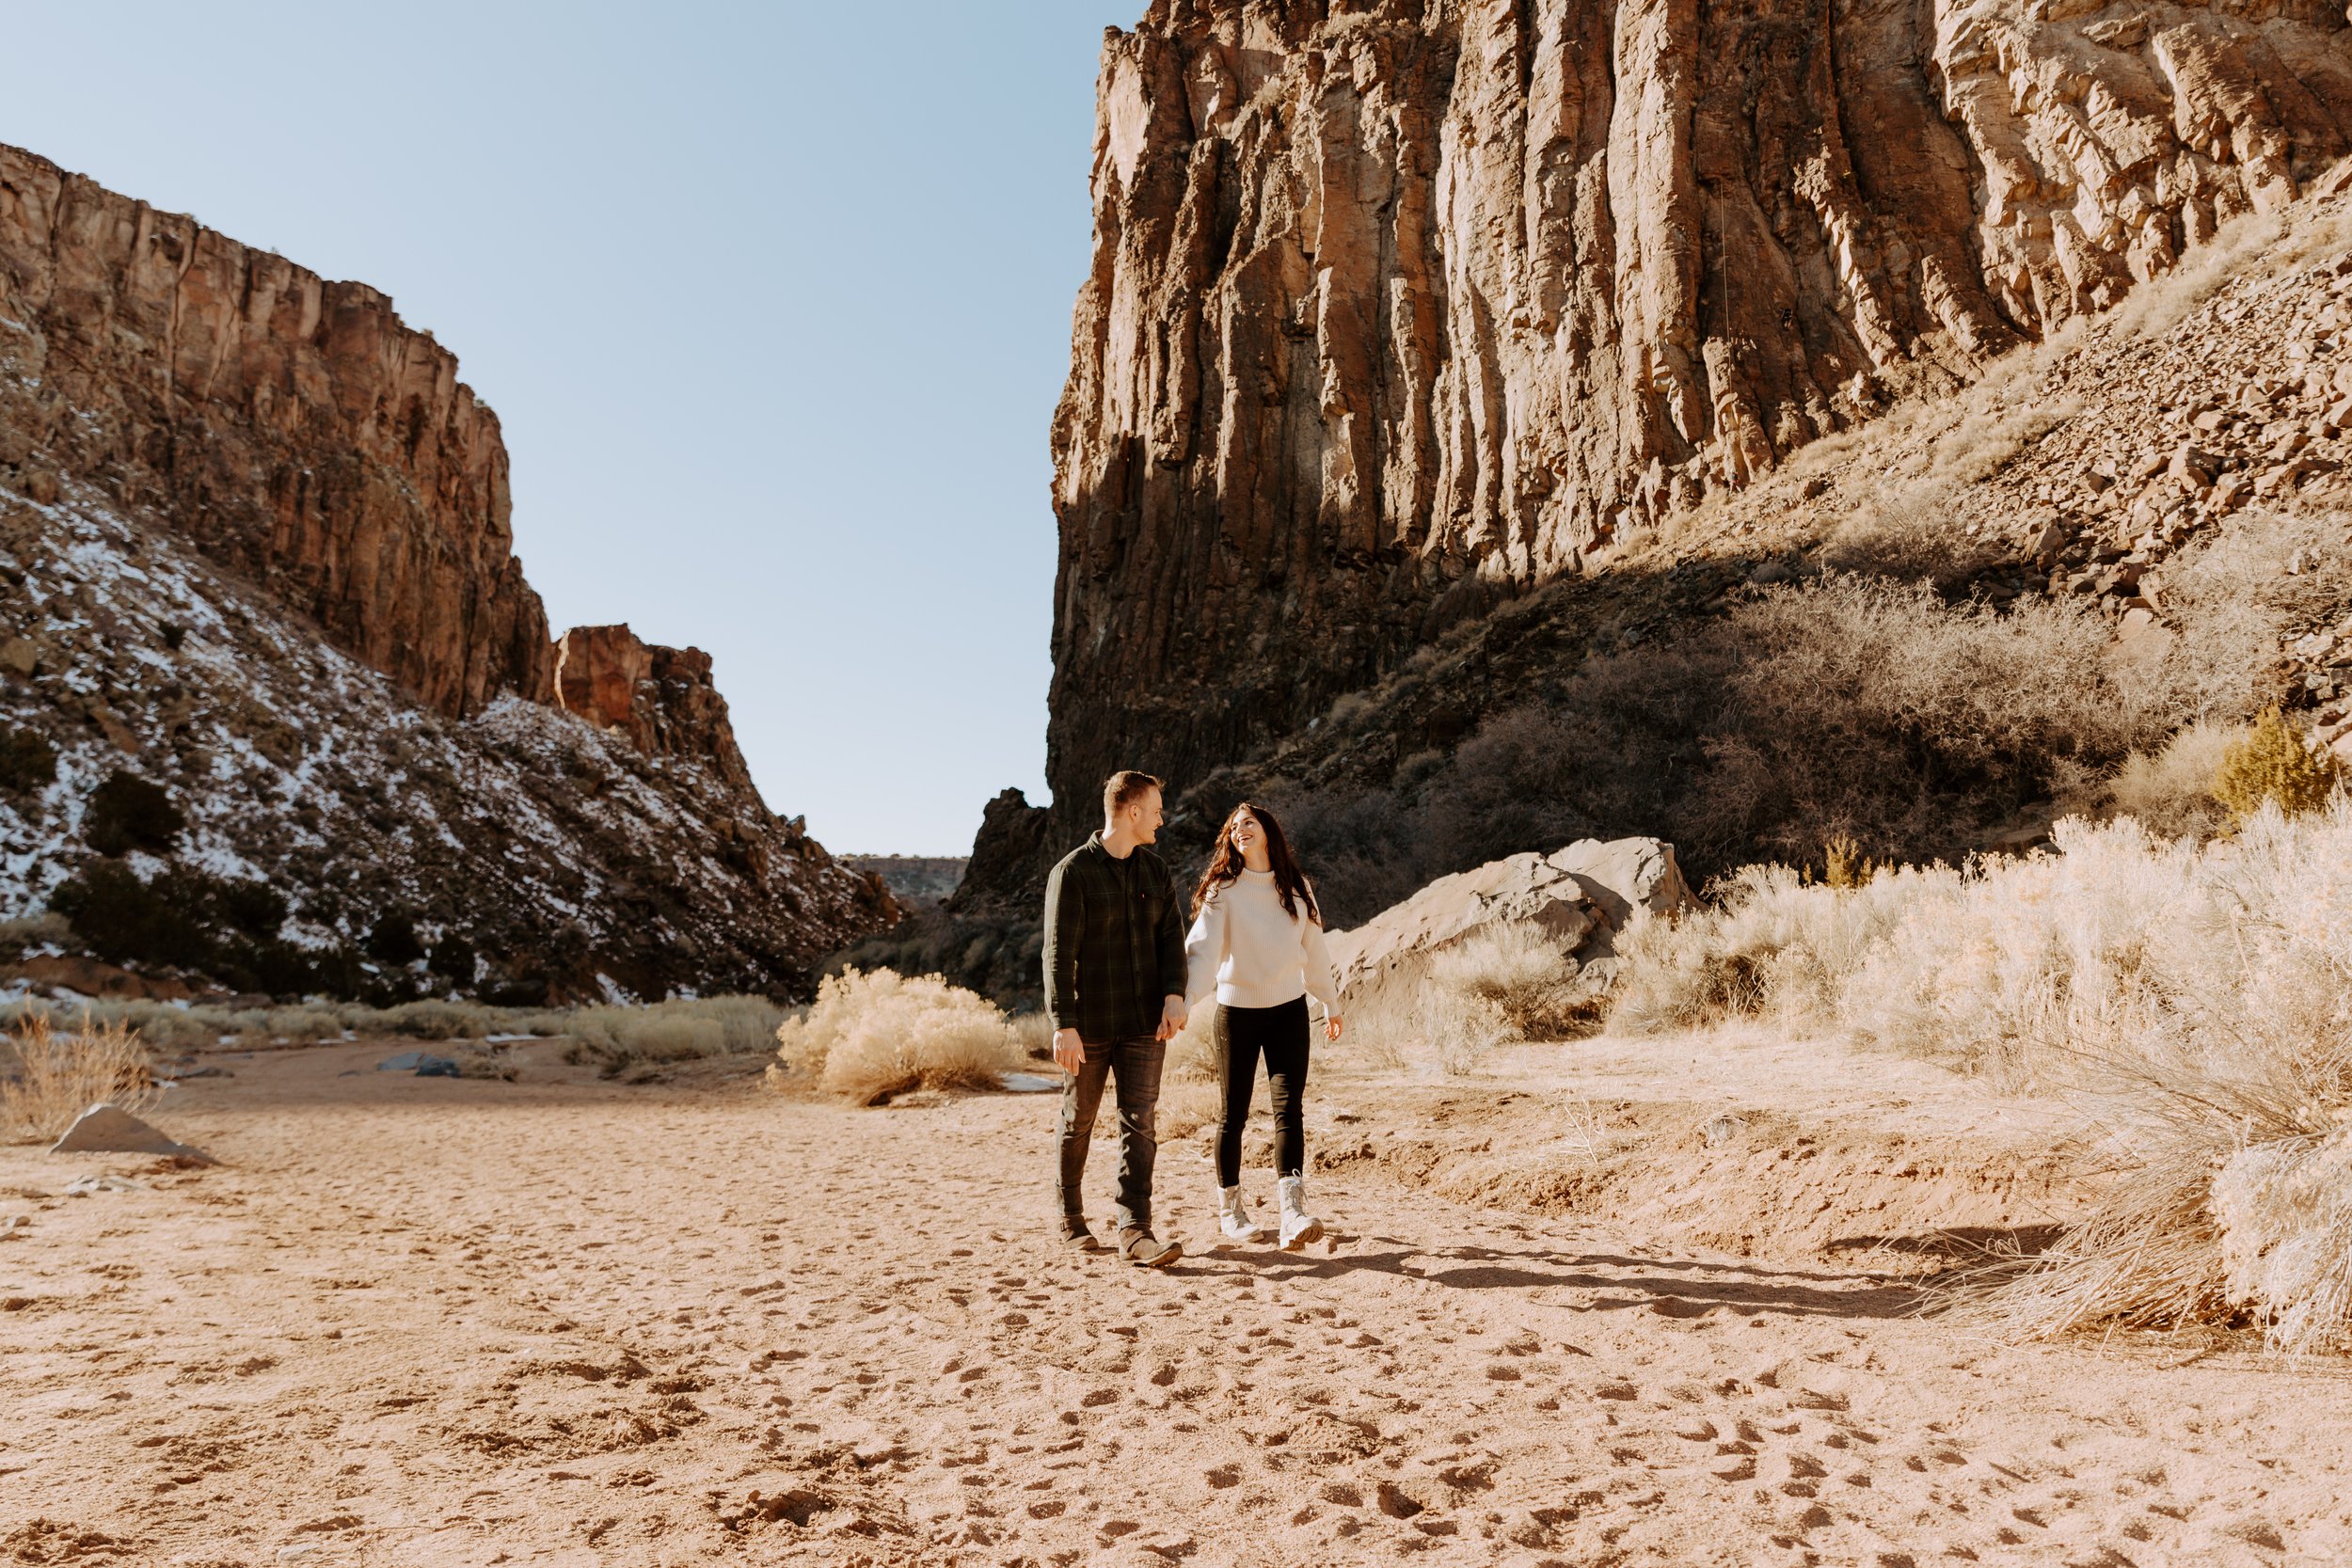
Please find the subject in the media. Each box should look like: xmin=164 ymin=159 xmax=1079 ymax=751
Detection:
xmin=1218 ymin=1184 xmax=1266 ymax=1243
xmin=1278 ymin=1175 xmax=1323 ymax=1250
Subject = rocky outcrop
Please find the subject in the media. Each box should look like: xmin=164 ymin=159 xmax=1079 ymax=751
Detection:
xmin=948 ymin=787 xmax=1053 ymax=911
xmin=0 ymin=142 xmax=551 ymax=718
xmin=1041 ymin=0 xmax=2352 ymax=861
xmin=1328 ymin=835 xmax=1695 ymax=1019
xmin=554 ymin=624 xmax=759 ymax=800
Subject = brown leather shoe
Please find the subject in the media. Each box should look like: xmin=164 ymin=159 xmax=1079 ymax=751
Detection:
xmin=1057 ymin=1217 xmax=1105 ymax=1252
xmin=1118 ymin=1227 xmax=1183 ymax=1268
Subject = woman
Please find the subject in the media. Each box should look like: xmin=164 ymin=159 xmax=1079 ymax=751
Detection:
xmin=1183 ymin=801 xmax=1343 ymax=1249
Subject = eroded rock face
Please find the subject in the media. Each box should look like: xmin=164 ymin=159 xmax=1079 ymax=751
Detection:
xmin=1044 ymin=0 xmax=2352 ymax=853
xmin=0 ymin=142 xmax=551 ymax=718
xmin=555 ymin=624 xmax=759 ymax=800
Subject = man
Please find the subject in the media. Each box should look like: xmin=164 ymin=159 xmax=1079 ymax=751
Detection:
xmin=1043 ymin=769 xmax=1189 ymax=1266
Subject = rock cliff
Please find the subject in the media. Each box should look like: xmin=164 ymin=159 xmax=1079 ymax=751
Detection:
xmin=0 ymin=145 xmax=898 ymax=999
xmin=0 ymin=144 xmax=550 ymax=719
xmin=1041 ymin=0 xmax=2352 ymax=861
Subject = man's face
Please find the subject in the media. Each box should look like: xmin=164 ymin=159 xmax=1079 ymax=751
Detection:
xmin=1128 ymin=787 xmax=1164 ymax=845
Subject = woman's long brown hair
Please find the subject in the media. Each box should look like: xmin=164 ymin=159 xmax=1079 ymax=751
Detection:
xmin=1191 ymin=801 xmax=1320 ymax=924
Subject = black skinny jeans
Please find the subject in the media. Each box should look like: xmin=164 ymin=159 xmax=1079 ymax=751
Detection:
xmin=1214 ymin=996 xmax=1310 ymax=1188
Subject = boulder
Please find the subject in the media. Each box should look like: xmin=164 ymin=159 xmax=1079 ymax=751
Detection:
xmin=377 ymin=1052 xmax=459 ymax=1076
xmin=1328 ymin=836 xmax=1695 ymax=1015
xmin=49 ymin=1102 xmax=215 ymax=1164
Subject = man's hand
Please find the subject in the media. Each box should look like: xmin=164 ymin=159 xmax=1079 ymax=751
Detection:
xmin=1157 ymin=994 xmax=1188 ymax=1042
xmin=1052 ymin=1028 xmax=1086 ymax=1074
xmin=1325 ymin=1012 xmax=1344 ymax=1043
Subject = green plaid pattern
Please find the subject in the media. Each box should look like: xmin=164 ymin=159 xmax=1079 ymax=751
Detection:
xmin=1041 ymin=833 xmax=1187 ymax=1043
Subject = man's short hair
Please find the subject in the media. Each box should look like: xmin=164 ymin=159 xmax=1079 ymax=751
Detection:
xmin=1104 ymin=770 xmax=1162 ymax=818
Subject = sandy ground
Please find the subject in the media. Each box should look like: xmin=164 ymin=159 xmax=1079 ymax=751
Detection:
xmin=5 ymin=1037 xmax=2352 ymax=1567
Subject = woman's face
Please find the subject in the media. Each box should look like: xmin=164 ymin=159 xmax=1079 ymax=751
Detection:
xmin=1229 ymin=810 xmax=1263 ymax=856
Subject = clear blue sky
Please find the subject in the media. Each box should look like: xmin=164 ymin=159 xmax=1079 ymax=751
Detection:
xmin=4 ymin=2 xmax=1128 ymax=854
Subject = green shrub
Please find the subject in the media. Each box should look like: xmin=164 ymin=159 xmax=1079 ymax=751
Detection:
xmin=0 ymin=729 xmax=56 ymax=792
xmin=364 ymin=912 xmax=425 ymax=966
xmin=428 ymin=933 xmax=477 ymax=981
xmin=49 ymin=861 xmax=211 ymax=968
xmin=46 ymin=862 xmax=350 ymax=999
xmin=2213 ymin=707 xmax=2342 ymax=822
xmin=85 ymin=771 xmax=183 ymax=856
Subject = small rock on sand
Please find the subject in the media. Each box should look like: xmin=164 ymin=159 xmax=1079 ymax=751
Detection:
xmin=50 ymin=1103 xmax=216 ymax=1164
xmin=377 ymin=1052 xmax=459 ymax=1077
xmin=1000 ymin=1071 xmax=1061 ymax=1094
xmin=63 ymin=1174 xmax=146 ymax=1196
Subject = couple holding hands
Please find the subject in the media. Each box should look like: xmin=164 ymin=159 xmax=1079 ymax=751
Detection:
xmin=1043 ymin=770 xmax=1341 ymax=1267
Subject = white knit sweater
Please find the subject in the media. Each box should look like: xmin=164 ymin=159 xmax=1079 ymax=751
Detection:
xmin=1183 ymin=868 xmax=1341 ymax=1012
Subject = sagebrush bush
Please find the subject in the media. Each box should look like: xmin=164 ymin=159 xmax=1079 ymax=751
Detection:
xmin=1608 ymin=803 xmax=2352 ymax=1347
xmin=564 ymin=995 xmax=784 ymax=1076
xmin=771 ymin=967 xmax=1021 ymax=1104
xmin=377 ymin=1000 xmax=495 ymax=1040
xmin=2104 ymin=720 xmax=2246 ymax=840
xmin=1343 ymin=923 xmax=1581 ymax=1075
xmin=2213 ymin=707 xmax=2342 ymax=822
xmin=0 ymin=1014 xmax=156 ymax=1143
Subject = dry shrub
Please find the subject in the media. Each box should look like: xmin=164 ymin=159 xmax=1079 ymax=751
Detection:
xmin=1821 ymin=483 xmax=2001 ymax=586
xmin=377 ymin=1000 xmax=495 ymax=1040
xmin=2104 ymin=720 xmax=2245 ymax=840
xmin=1429 ymin=923 xmax=1597 ymax=1040
xmin=563 ymin=996 xmax=784 ymax=1076
xmin=2214 ymin=1131 xmax=2352 ymax=1355
xmin=1347 ymin=926 xmax=1574 ymax=1075
xmin=1009 ymin=1011 xmax=1056 ymax=1063
xmin=771 ymin=968 xmax=1021 ymax=1104
xmin=1288 ymin=573 xmax=2246 ymax=926
xmin=264 ymin=1006 xmax=346 ymax=1042
xmin=0 ymin=1014 xmax=156 ymax=1144
xmin=1613 ymin=801 xmax=2352 ymax=1346
xmin=2214 ymin=708 xmax=2343 ymax=822
xmin=0 ymin=998 xmax=245 ymax=1053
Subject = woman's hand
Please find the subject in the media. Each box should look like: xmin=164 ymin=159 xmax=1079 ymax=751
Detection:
xmin=1325 ymin=1012 xmax=1343 ymax=1042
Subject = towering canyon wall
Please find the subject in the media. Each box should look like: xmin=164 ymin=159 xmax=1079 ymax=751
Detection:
xmin=0 ymin=144 xmax=898 ymax=995
xmin=0 ymin=144 xmax=552 ymax=719
xmin=1043 ymin=0 xmax=2352 ymax=855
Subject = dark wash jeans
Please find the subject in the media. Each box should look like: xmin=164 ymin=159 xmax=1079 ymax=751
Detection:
xmin=1055 ymin=1034 xmax=1166 ymax=1234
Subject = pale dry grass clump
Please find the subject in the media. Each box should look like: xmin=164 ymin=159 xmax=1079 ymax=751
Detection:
xmin=1613 ymin=801 xmax=2352 ymax=1349
xmin=568 ymin=995 xmax=787 ymax=1076
xmin=0 ymin=1014 xmax=157 ymax=1144
xmin=2101 ymin=720 xmax=2246 ymax=840
xmin=771 ymin=968 xmax=1022 ymax=1104
xmin=1348 ymin=923 xmax=1590 ymax=1076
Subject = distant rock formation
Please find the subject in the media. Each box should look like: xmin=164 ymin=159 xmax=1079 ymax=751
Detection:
xmin=1035 ymin=0 xmax=2352 ymax=869
xmin=554 ymin=624 xmax=760 ymax=800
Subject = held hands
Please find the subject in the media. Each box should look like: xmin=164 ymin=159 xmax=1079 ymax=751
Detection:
xmin=1156 ymin=995 xmax=1188 ymax=1042
xmin=1325 ymin=1012 xmax=1344 ymax=1043
xmin=1051 ymin=1027 xmax=1086 ymax=1074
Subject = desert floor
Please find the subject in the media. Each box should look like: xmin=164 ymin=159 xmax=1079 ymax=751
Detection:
xmin=5 ymin=1037 xmax=2352 ymax=1567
